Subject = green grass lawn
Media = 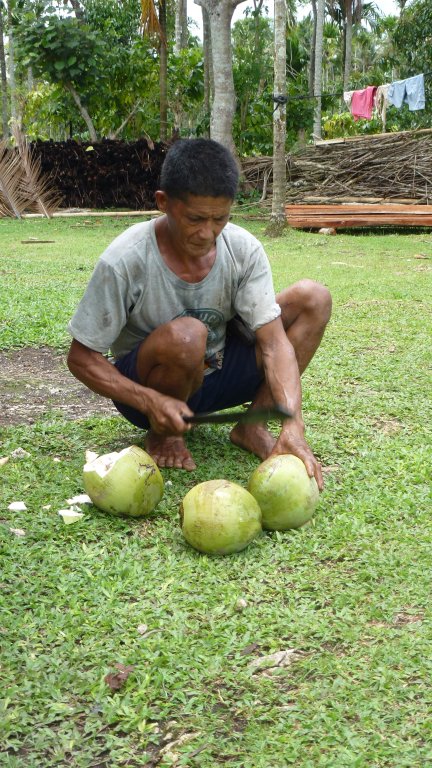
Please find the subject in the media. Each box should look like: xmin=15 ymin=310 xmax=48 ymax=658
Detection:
xmin=1 ymin=215 xmax=431 ymax=767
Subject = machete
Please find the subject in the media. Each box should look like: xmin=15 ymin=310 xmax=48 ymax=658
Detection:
xmin=183 ymin=405 xmax=292 ymax=425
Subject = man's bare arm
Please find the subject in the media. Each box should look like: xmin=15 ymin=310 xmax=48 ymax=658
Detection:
xmin=255 ymin=319 xmax=323 ymax=489
xmin=67 ymin=339 xmax=192 ymax=435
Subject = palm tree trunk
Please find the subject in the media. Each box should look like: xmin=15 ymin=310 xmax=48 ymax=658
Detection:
xmin=309 ymin=0 xmax=317 ymax=96
xmin=343 ymin=1 xmax=353 ymax=91
xmin=196 ymin=0 xmax=239 ymax=157
xmin=312 ymin=0 xmax=325 ymax=141
xmin=270 ymin=0 xmax=287 ymax=228
xmin=202 ymin=6 xmax=212 ymax=133
xmin=174 ymin=0 xmax=188 ymax=53
xmin=6 ymin=1 xmax=17 ymax=124
xmin=0 ymin=3 xmax=8 ymax=138
xmin=159 ymin=0 xmax=168 ymax=140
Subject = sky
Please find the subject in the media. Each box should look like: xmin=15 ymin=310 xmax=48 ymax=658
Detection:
xmin=187 ymin=0 xmax=401 ymax=38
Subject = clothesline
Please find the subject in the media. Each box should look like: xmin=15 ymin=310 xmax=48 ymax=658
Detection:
xmin=273 ymin=70 xmax=432 ymax=104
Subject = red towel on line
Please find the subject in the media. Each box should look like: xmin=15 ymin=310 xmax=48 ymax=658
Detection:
xmin=351 ymin=86 xmax=377 ymax=121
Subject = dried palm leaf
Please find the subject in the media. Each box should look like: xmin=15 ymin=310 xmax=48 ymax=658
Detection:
xmin=0 ymin=141 xmax=26 ymax=219
xmin=140 ymin=0 xmax=162 ymax=37
xmin=12 ymin=125 xmax=62 ymax=218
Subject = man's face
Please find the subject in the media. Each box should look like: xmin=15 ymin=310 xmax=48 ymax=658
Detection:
xmin=156 ymin=192 xmax=232 ymax=258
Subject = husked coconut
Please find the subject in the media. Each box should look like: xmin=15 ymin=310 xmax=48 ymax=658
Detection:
xmin=83 ymin=445 xmax=163 ymax=517
xmin=248 ymin=454 xmax=319 ymax=530
xmin=180 ymin=479 xmax=262 ymax=555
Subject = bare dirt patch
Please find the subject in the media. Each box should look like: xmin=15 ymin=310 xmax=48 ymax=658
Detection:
xmin=0 ymin=347 xmax=117 ymax=426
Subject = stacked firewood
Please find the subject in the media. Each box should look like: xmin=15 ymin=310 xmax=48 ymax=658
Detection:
xmin=241 ymin=130 xmax=432 ymax=205
xmin=30 ymin=138 xmax=168 ymax=210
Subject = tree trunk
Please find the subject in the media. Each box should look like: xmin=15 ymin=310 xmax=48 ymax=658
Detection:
xmin=64 ymin=82 xmax=98 ymax=142
xmin=174 ymin=0 xmax=188 ymax=54
xmin=195 ymin=0 xmax=241 ymax=156
xmin=309 ymin=0 xmax=317 ymax=96
xmin=343 ymin=1 xmax=353 ymax=91
xmin=312 ymin=0 xmax=325 ymax=141
xmin=68 ymin=0 xmax=85 ymax=21
xmin=202 ymin=5 xmax=212 ymax=133
xmin=159 ymin=0 xmax=168 ymax=140
xmin=269 ymin=0 xmax=287 ymax=231
xmin=6 ymin=1 xmax=17 ymax=125
xmin=0 ymin=3 xmax=8 ymax=138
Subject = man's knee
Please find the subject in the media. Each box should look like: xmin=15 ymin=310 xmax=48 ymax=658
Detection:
xmin=158 ymin=316 xmax=208 ymax=365
xmin=300 ymin=279 xmax=332 ymax=321
xmin=280 ymin=279 xmax=332 ymax=324
xmin=136 ymin=316 xmax=208 ymax=387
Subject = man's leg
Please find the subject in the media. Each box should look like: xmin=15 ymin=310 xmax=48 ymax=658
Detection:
xmin=136 ymin=316 xmax=208 ymax=470
xmin=230 ymin=279 xmax=332 ymax=459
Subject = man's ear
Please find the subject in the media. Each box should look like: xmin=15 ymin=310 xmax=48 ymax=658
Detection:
xmin=155 ymin=190 xmax=168 ymax=212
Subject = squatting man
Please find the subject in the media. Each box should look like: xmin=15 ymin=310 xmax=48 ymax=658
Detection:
xmin=67 ymin=138 xmax=332 ymax=488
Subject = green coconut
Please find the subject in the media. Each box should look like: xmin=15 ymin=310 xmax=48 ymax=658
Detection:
xmin=248 ymin=454 xmax=319 ymax=530
xmin=83 ymin=445 xmax=164 ymax=517
xmin=180 ymin=479 xmax=262 ymax=555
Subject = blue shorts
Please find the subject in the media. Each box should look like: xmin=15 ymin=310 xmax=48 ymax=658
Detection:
xmin=113 ymin=334 xmax=264 ymax=429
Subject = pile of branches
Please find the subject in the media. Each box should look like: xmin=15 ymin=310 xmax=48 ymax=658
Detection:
xmin=31 ymin=138 xmax=168 ymax=210
xmin=241 ymin=130 xmax=432 ymax=205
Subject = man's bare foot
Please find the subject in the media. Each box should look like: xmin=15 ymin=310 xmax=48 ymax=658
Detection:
xmin=230 ymin=423 xmax=276 ymax=460
xmin=145 ymin=431 xmax=196 ymax=471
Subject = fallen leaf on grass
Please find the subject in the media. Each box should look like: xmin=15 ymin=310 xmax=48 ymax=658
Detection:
xmin=249 ymin=649 xmax=304 ymax=674
xmin=8 ymin=501 xmax=27 ymax=511
xmin=11 ymin=448 xmax=30 ymax=459
xmin=105 ymin=663 xmax=135 ymax=691
xmin=393 ymin=612 xmax=423 ymax=625
xmin=0 ymin=457 xmax=9 ymax=467
xmin=160 ymin=731 xmax=202 ymax=762
xmin=240 ymin=642 xmax=260 ymax=656
xmin=413 ymin=253 xmax=430 ymax=259
xmin=322 ymin=464 xmax=341 ymax=475
xmin=10 ymin=528 xmax=26 ymax=537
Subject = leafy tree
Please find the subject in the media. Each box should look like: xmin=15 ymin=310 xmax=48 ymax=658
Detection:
xmin=17 ymin=13 xmax=104 ymax=140
xmin=168 ymin=45 xmax=204 ymax=133
xmin=232 ymin=13 xmax=273 ymax=154
xmin=393 ymin=0 xmax=432 ymax=76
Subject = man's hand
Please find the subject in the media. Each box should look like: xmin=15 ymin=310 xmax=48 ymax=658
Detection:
xmin=145 ymin=391 xmax=194 ymax=436
xmin=271 ymin=424 xmax=323 ymax=491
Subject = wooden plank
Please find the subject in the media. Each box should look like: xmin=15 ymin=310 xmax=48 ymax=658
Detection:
xmin=286 ymin=204 xmax=432 ymax=214
xmin=287 ymin=217 xmax=432 ymax=228
xmin=285 ymin=201 xmax=432 ymax=228
xmin=23 ymin=210 xmax=160 ymax=219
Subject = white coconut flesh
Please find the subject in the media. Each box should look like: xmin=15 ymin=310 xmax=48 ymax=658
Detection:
xmin=83 ymin=445 xmax=164 ymax=517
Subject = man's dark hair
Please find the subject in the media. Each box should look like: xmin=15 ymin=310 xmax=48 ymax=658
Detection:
xmin=159 ymin=139 xmax=239 ymax=201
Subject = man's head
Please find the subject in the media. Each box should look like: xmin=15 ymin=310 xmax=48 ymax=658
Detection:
xmin=159 ymin=139 xmax=239 ymax=202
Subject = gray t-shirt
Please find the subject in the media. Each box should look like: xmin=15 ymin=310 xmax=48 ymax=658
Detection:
xmin=68 ymin=219 xmax=281 ymax=369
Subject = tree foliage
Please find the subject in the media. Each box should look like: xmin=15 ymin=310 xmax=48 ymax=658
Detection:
xmin=3 ymin=0 xmax=429 ymax=152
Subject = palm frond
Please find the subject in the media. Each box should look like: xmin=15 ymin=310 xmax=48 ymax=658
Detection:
xmin=140 ymin=0 xmax=162 ymax=37
xmin=12 ymin=125 xmax=62 ymax=218
xmin=0 ymin=141 xmax=27 ymax=219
